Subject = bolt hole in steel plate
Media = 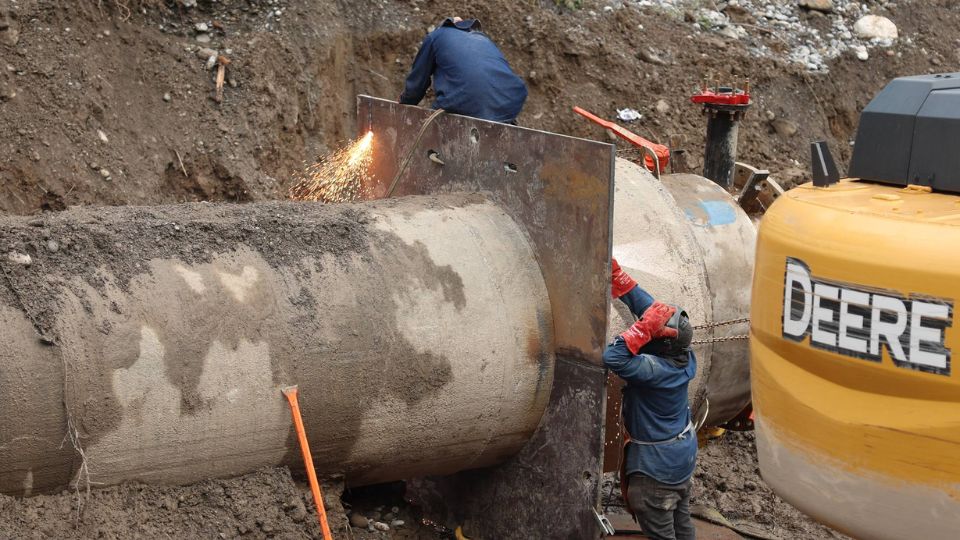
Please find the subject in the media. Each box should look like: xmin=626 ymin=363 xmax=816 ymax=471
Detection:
xmin=357 ymin=95 xmax=615 ymax=365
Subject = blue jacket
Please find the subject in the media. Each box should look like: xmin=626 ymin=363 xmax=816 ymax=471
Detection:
xmin=603 ymin=286 xmax=698 ymax=485
xmin=399 ymin=18 xmax=528 ymax=123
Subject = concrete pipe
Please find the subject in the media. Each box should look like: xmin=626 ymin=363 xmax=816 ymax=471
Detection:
xmin=0 ymin=194 xmax=555 ymax=497
xmin=607 ymin=159 xmax=755 ymax=432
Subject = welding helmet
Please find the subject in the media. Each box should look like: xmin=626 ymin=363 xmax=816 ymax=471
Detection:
xmin=637 ymin=304 xmax=694 ymax=363
xmin=661 ymin=305 xmax=693 ymax=357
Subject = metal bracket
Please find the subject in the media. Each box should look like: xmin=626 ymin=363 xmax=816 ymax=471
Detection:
xmin=593 ymin=508 xmax=616 ymax=536
xmin=733 ymin=162 xmax=782 ymax=212
xmin=641 ymin=146 xmax=661 ymax=179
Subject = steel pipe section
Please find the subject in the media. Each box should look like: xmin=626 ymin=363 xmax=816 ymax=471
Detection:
xmin=0 ymin=194 xmax=554 ymax=496
xmin=607 ymin=159 xmax=755 ymax=429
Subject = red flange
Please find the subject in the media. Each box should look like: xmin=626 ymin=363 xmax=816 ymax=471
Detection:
xmin=691 ymin=88 xmax=751 ymax=107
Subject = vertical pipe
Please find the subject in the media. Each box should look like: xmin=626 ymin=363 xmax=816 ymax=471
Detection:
xmin=703 ymin=108 xmax=740 ymax=189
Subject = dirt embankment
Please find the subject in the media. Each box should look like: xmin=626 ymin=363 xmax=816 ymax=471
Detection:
xmin=2 ymin=0 xmax=958 ymax=215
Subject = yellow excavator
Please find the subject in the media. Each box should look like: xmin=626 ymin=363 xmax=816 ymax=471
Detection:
xmin=751 ymin=73 xmax=960 ymax=539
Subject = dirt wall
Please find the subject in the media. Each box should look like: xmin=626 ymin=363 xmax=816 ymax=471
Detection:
xmin=3 ymin=0 xmax=957 ymax=215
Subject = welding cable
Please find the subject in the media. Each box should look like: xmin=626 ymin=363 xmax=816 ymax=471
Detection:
xmin=386 ymin=108 xmax=446 ymax=197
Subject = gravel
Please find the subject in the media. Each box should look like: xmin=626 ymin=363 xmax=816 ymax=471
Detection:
xmin=631 ymin=0 xmax=903 ymax=72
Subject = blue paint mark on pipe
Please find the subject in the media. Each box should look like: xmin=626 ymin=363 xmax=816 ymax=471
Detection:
xmin=685 ymin=200 xmax=737 ymax=227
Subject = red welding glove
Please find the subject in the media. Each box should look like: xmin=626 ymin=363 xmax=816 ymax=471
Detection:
xmin=620 ymin=301 xmax=678 ymax=355
xmin=611 ymin=258 xmax=637 ymax=299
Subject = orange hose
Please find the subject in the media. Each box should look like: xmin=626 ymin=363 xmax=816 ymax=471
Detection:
xmin=283 ymin=386 xmax=334 ymax=540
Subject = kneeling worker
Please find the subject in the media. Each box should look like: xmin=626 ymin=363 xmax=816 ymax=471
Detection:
xmin=399 ymin=17 xmax=527 ymax=124
xmin=604 ymin=258 xmax=698 ymax=540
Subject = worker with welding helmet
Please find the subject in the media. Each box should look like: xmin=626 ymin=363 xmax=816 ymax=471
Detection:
xmin=399 ymin=17 xmax=527 ymax=124
xmin=604 ymin=258 xmax=697 ymax=540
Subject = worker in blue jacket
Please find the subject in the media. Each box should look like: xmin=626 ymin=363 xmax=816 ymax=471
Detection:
xmin=605 ymin=258 xmax=697 ymax=540
xmin=399 ymin=17 xmax=528 ymax=124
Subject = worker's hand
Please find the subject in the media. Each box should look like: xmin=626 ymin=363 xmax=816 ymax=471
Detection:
xmin=611 ymin=258 xmax=637 ymax=299
xmin=620 ymin=302 xmax=677 ymax=354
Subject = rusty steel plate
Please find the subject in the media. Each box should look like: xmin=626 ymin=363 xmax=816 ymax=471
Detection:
xmin=358 ymin=96 xmax=615 ymax=365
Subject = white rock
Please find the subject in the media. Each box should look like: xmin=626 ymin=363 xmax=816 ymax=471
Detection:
xmin=195 ymin=22 xmax=209 ymax=33
xmin=854 ymin=45 xmax=869 ymax=60
xmin=97 ymin=129 xmax=109 ymax=143
xmin=372 ymin=521 xmax=390 ymax=532
xmin=7 ymin=252 xmax=32 ymax=265
xmin=853 ymin=15 xmax=898 ymax=40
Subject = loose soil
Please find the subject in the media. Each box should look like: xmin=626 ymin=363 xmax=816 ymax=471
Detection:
xmin=2 ymin=0 xmax=958 ymax=215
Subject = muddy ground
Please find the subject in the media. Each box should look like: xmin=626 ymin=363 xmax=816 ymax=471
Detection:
xmin=0 ymin=432 xmax=843 ymax=539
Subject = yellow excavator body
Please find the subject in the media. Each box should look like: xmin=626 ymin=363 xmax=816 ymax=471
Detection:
xmin=751 ymin=178 xmax=960 ymax=539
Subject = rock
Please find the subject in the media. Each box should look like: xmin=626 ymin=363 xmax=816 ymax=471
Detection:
xmin=717 ymin=25 xmax=746 ymax=40
xmin=196 ymin=47 xmax=218 ymax=60
xmin=391 ymin=520 xmax=405 ymax=529
xmin=777 ymin=167 xmax=808 ymax=188
xmin=163 ymin=92 xmax=171 ymax=102
xmin=853 ymin=15 xmax=898 ymax=41
xmin=854 ymin=45 xmax=869 ymax=61
xmin=97 ymin=130 xmax=109 ymax=143
xmin=382 ymin=513 xmax=394 ymax=522
xmin=349 ymin=514 xmax=368 ymax=528
xmin=205 ymin=55 xmax=218 ymax=70
xmin=100 ymin=168 xmax=111 ymax=178
xmin=655 ymin=100 xmax=670 ymax=114
xmin=7 ymin=252 xmax=31 ymax=266
xmin=89 ymin=162 xmax=99 ymax=170
xmin=722 ymin=4 xmax=755 ymax=24
xmin=196 ymin=34 xmax=211 ymax=44
xmin=390 ymin=506 xmax=399 ymax=514
xmin=181 ymin=0 xmax=197 ymax=7
xmin=289 ymin=505 xmax=307 ymax=522
xmin=798 ymin=0 xmax=833 ymax=13
xmin=764 ymin=110 xmax=776 ymax=121
xmin=195 ymin=23 xmax=209 ymax=33
xmin=771 ymin=118 xmax=799 ymax=138
xmin=638 ymin=48 xmax=667 ymax=66
xmin=373 ymin=521 xmax=390 ymax=532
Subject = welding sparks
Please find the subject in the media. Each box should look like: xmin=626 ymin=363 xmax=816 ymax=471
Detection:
xmin=289 ymin=131 xmax=374 ymax=203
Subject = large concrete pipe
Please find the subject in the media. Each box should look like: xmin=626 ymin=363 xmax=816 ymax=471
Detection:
xmin=0 ymin=193 xmax=555 ymax=497
xmin=605 ymin=159 xmax=755 ymax=466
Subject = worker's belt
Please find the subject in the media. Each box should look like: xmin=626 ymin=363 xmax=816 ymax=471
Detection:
xmin=627 ymin=421 xmax=694 ymax=446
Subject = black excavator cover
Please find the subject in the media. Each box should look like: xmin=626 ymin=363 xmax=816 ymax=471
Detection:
xmin=849 ymin=73 xmax=960 ymax=194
